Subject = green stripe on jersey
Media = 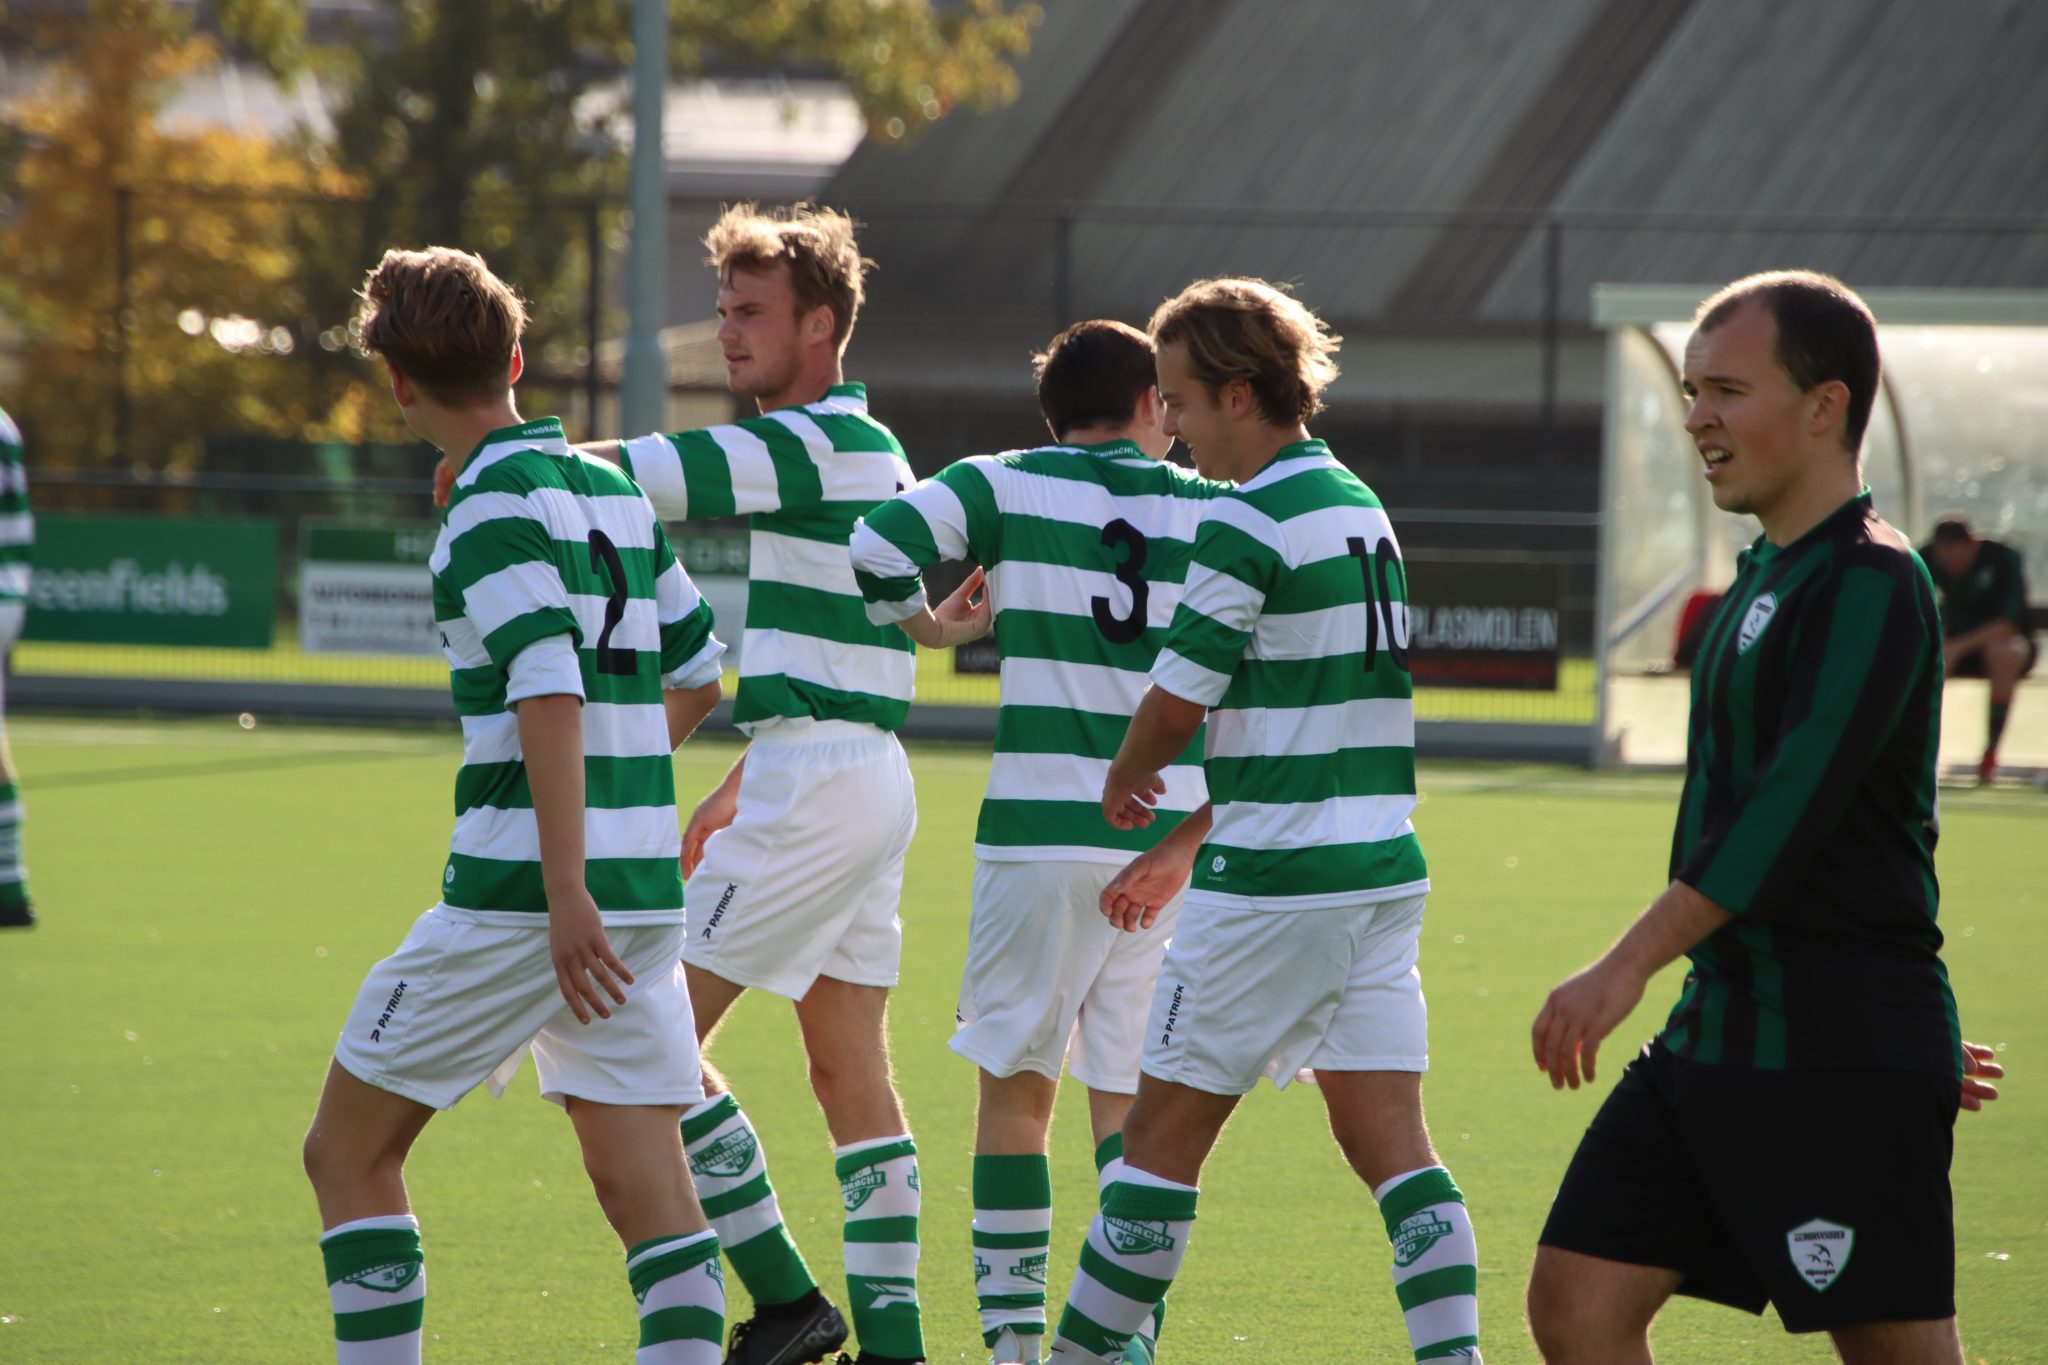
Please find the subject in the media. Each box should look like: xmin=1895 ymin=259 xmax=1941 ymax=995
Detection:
xmin=430 ymin=418 xmax=711 ymax=921
xmin=1161 ymin=442 xmax=1428 ymax=909
xmin=625 ymin=383 xmax=915 ymax=734
xmin=852 ymin=442 xmax=1226 ymax=860
xmin=0 ymin=407 xmax=31 ymax=599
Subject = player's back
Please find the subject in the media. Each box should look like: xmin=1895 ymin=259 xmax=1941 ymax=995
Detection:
xmin=432 ymin=418 xmax=712 ymax=921
xmin=0 ymin=406 xmax=30 ymax=606
xmin=1159 ymin=440 xmax=1427 ymax=910
xmin=858 ymin=438 xmax=1224 ymax=861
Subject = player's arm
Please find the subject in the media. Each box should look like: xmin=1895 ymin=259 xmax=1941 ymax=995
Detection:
xmin=1532 ymin=880 xmax=1732 ymax=1090
xmin=606 ymin=416 xmax=834 ymax=522
xmin=518 ymin=686 xmax=632 ymax=1024
xmin=1102 ymin=685 xmax=1207 ymax=830
xmin=851 ymin=460 xmax=1001 ymax=647
xmin=1101 ymin=802 xmax=1214 ymax=932
xmin=681 ymin=749 xmax=746 ymax=880
xmin=650 ymin=517 xmax=728 ymax=751
xmin=664 ymin=680 xmax=721 ymax=749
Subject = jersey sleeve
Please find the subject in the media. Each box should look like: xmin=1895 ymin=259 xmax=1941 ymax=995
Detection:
xmin=1677 ymin=554 xmax=1935 ymax=916
xmin=649 ymin=515 xmax=726 ymax=689
xmin=433 ymin=487 xmax=584 ymax=669
xmin=1150 ymin=496 xmax=1281 ymax=707
xmin=621 ymin=410 xmax=835 ymax=521
xmin=849 ymin=458 xmax=1001 ymax=625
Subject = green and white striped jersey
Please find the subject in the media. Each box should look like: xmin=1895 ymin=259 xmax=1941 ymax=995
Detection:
xmin=1152 ymin=440 xmax=1429 ymax=911
xmin=621 ymin=383 xmax=917 ymax=734
xmin=0 ymin=406 xmax=32 ymax=604
xmin=851 ymin=440 xmax=1225 ymax=862
xmin=432 ymin=417 xmax=725 ymax=926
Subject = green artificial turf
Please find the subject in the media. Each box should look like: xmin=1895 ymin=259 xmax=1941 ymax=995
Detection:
xmin=0 ymin=716 xmax=2037 ymax=1363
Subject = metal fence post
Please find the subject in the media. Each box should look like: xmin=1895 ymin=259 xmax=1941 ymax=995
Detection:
xmin=1541 ymin=217 xmax=1561 ymax=467
xmin=113 ymin=184 xmax=133 ymax=462
xmin=1053 ymin=210 xmax=1073 ymax=322
xmin=584 ymin=197 xmax=603 ymax=440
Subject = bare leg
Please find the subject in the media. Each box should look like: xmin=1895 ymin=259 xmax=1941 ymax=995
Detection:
xmin=1086 ymin=1087 xmax=1135 ymax=1150
xmin=1314 ymin=1069 xmax=1437 ymax=1189
xmin=976 ymin=1067 xmax=1059 ymax=1155
xmin=1830 ymin=1318 xmax=1964 ymax=1365
xmin=302 ymin=1061 xmax=435 ymax=1230
xmin=564 ymin=1099 xmax=706 ymax=1246
xmin=684 ymin=961 xmax=746 ymax=1097
xmin=1119 ymin=1073 xmax=1240 ymax=1185
xmin=1525 ymin=1246 xmax=1680 ymax=1365
xmin=793 ymin=974 xmax=907 ymax=1143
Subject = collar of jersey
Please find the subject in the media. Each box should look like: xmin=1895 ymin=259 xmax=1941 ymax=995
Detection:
xmin=1742 ymin=486 xmax=1873 ymax=568
xmin=456 ymin=416 xmax=570 ymax=490
xmin=1054 ymin=437 xmax=1145 ymax=462
xmin=1239 ymin=438 xmax=1336 ymax=490
xmin=765 ymin=381 xmax=867 ymax=415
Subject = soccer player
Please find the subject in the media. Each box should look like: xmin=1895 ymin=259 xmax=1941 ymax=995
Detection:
xmin=302 ymin=247 xmax=730 ymax=1364
xmin=584 ymin=204 xmax=939 ymax=1365
xmin=1921 ymin=513 xmax=2034 ymax=784
xmin=850 ymin=320 xmax=1222 ymax=1364
xmin=1044 ymin=279 xmax=1483 ymax=1365
xmin=1528 ymin=271 xmax=2006 ymax=1365
xmin=0 ymin=404 xmax=33 ymax=929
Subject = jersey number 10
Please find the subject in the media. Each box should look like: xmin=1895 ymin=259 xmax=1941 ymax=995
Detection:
xmin=1348 ymin=536 xmax=1411 ymax=674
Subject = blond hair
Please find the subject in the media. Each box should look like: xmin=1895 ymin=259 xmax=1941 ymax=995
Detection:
xmin=356 ymin=247 xmax=528 ymax=406
xmin=704 ymin=202 xmax=872 ymax=351
xmin=1148 ymin=278 xmax=1340 ymax=425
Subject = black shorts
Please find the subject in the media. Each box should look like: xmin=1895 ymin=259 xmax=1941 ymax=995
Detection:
xmin=1539 ymin=1044 xmax=1959 ymax=1333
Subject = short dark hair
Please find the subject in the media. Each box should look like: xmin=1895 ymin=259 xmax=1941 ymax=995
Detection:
xmin=1695 ymin=270 xmax=1880 ymax=452
xmin=1930 ymin=513 xmax=1974 ymax=545
xmin=1032 ymin=320 xmax=1158 ymax=439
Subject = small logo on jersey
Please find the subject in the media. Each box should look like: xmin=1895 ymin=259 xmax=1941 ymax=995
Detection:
xmin=974 ymin=1254 xmax=992 ymax=1280
xmin=689 ymin=1130 xmax=757 ymax=1179
xmin=700 ymin=882 xmax=738 ymax=939
xmin=1011 ymin=1252 xmax=1049 ymax=1285
xmin=865 ymin=1281 xmax=919 ymax=1310
xmin=444 ymin=863 xmax=456 ymax=885
xmin=1737 ymin=593 xmax=1779 ymax=654
xmin=1104 ymin=1218 xmax=1175 ymax=1256
xmin=1159 ymin=982 xmax=1187 ymax=1046
xmin=842 ymin=1166 xmax=887 ymax=1211
xmin=342 ymin=1261 xmax=420 ymax=1294
xmin=1391 ymin=1208 xmax=1455 ymax=1267
xmin=1787 ymin=1218 xmax=1853 ymax=1291
xmin=1210 ymin=855 xmax=1226 ymax=874
xmin=369 ymin=980 xmax=409 ymax=1042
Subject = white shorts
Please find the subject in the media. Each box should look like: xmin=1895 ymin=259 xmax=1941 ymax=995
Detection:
xmin=333 ymin=910 xmax=702 ymax=1111
xmin=684 ymin=721 xmax=917 ymax=999
xmin=1141 ymin=894 xmax=1430 ymax=1095
xmin=951 ymin=859 xmax=1182 ymax=1095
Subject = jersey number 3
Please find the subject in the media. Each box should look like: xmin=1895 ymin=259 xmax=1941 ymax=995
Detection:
xmin=1092 ymin=518 xmax=1150 ymax=645
xmin=587 ymin=530 xmax=637 ymax=676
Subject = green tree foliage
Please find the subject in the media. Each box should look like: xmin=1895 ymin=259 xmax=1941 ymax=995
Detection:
xmin=0 ymin=0 xmax=1040 ymax=467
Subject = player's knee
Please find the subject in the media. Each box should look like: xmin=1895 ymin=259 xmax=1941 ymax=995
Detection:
xmin=301 ymin=1123 xmax=381 ymax=1194
xmin=1524 ymin=1254 xmax=1603 ymax=1360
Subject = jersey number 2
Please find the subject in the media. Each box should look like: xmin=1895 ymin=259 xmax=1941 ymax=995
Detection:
xmin=1092 ymin=518 xmax=1150 ymax=644
xmin=1347 ymin=536 xmax=1411 ymax=674
xmin=587 ymin=530 xmax=637 ymax=676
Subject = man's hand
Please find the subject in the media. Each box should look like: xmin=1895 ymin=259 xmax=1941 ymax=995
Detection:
xmin=1532 ymin=955 xmax=1650 ymax=1090
xmin=1961 ymin=1040 xmax=2004 ymax=1112
xmin=1101 ymin=839 xmax=1196 ymax=932
xmin=432 ymin=454 xmax=455 ymax=509
xmin=681 ymin=773 xmax=741 ymax=879
xmin=1102 ymin=770 xmax=1165 ymax=830
xmin=930 ymin=566 xmax=992 ymax=646
xmin=548 ymin=885 xmax=633 ymax=1024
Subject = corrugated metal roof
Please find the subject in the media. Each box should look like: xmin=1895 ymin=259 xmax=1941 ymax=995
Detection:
xmin=828 ymin=0 xmax=2048 ymax=331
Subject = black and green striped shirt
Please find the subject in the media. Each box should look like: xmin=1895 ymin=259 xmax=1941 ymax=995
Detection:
xmin=1660 ymin=491 xmax=1961 ymax=1078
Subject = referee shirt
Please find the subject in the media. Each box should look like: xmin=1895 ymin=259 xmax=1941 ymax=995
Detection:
xmin=1660 ymin=491 xmax=1961 ymax=1078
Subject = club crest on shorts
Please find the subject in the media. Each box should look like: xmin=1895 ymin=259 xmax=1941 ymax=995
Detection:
xmin=1104 ymin=1217 xmax=1175 ymax=1256
xmin=689 ymin=1129 xmax=757 ymax=1179
xmin=1391 ymin=1207 xmax=1454 ymax=1267
xmin=1737 ymin=593 xmax=1778 ymax=654
xmin=842 ymin=1165 xmax=887 ymax=1211
xmin=1787 ymin=1217 xmax=1853 ymax=1291
xmin=343 ymin=1261 xmax=420 ymax=1294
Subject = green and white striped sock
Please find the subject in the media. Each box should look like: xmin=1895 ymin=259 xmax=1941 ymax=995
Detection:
xmin=681 ymin=1094 xmax=817 ymax=1307
xmin=0 ymin=780 xmax=29 ymax=911
xmin=837 ymin=1132 xmax=924 ymax=1359
xmin=1093 ymin=1134 xmax=1165 ymax=1354
xmin=972 ymin=1152 xmax=1051 ymax=1350
xmin=319 ymin=1213 xmax=425 ymax=1364
xmin=626 ymin=1229 xmax=724 ymax=1364
xmin=1051 ymin=1164 xmax=1195 ymax=1363
xmin=1376 ymin=1166 xmax=1480 ymax=1362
